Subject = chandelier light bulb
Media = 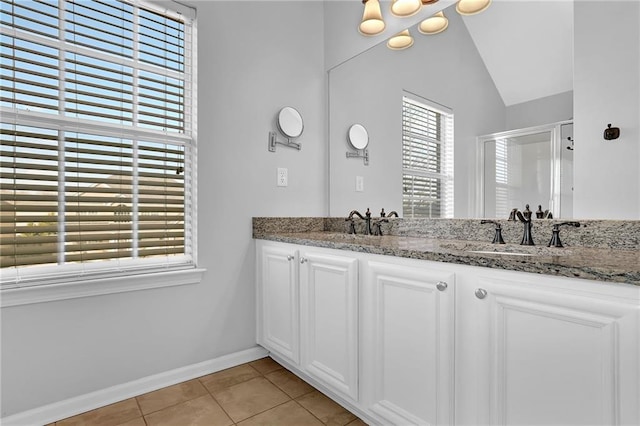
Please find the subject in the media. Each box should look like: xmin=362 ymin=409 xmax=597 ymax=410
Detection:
xmin=418 ymin=11 xmax=449 ymax=35
xmin=387 ymin=29 xmax=414 ymax=50
xmin=456 ymin=0 xmax=492 ymax=16
xmin=390 ymin=0 xmax=422 ymax=18
xmin=359 ymin=0 xmax=386 ymax=36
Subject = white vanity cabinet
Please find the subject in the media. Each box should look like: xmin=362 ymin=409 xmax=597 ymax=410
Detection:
xmin=256 ymin=239 xmax=639 ymax=426
xmin=256 ymin=242 xmax=300 ymax=364
xmin=360 ymin=259 xmax=455 ymax=426
xmin=256 ymin=240 xmax=359 ymax=401
xmin=455 ymin=269 xmax=640 ymax=426
xmin=299 ymin=250 xmax=359 ymax=401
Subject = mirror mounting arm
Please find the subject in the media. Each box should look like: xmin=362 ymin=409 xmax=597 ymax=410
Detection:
xmin=346 ymin=148 xmax=369 ymax=165
xmin=269 ymin=131 xmax=301 ymax=152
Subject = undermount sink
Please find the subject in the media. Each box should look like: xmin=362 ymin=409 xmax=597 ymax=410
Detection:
xmin=439 ymin=241 xmax=572 ymax=257
xmin=321 ymin=233 xmax=377 ymax=242
xmin=468 ymin=249 xmax=535 ymax=257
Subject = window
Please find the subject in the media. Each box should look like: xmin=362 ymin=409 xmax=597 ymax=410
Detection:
xmin=0 ymin=0 xmax=197 ymax=288
xmin=402 ymin=95 xmax=454 ymax=218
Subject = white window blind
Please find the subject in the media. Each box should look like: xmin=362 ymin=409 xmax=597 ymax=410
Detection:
xmin=494 ymin=138 xmax=509 ymax=218
xmin=402 ymin=95 xmax=454 ymax=218
xmin=0 ymin=0 xmax=196 ymax=287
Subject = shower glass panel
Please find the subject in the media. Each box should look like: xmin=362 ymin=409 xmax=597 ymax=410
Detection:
xmin=477 ymin=121 xmax=572 ymax=219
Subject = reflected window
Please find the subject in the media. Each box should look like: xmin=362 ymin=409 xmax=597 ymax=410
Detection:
xmin=402 ymin=96 xmax=454 ymax=218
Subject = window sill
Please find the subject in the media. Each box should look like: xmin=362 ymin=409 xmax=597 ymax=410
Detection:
xmin=0 ymin=267 xmax=206 ymax=308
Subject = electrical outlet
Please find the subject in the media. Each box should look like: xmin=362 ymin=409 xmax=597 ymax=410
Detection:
xmin=277 ymin=168 xmax=288 ymax=187
xmin=356 ymin=176 xmax=364 ymax=192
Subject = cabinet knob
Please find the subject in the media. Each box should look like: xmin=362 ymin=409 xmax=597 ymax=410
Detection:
xmin=475 ymin=288 xmax=488 ymax=299
xmin=436 ymin=281 xmax=448 ymax=291
xmin=300 ymin=257 xmax=308 ymax=264
xmin=286 ymin=255 xmax=294 ymax=261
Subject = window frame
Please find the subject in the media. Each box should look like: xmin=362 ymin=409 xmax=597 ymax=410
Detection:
xmin=0 ymin=0 xmax=201 ymax=304
xmin=402 ymin=94 xmax=454 ymax=218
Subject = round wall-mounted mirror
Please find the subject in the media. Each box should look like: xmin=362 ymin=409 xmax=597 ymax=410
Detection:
xmin=348 ymin=124 xmax=369 ymax=150
xmin=277 ymin=106 xmax=304 ymax=139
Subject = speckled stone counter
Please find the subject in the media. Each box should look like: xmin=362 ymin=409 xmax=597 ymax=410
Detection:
xmin=253 ymin=217 xmax=640 ymax=286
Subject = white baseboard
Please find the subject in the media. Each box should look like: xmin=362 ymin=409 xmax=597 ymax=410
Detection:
xmin=1 ymin=346 xmax=269 ymax=426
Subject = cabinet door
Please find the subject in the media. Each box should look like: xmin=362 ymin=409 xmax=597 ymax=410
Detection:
xmin=257 ymin=243 xmax=299 ymax=364
xmin=362 ymin=260 xmax=455 ymax=426
xmin=299 ymin=250 xmax=359 ymax=401
xmin=469 ymin=275 xmax=640 ymax=426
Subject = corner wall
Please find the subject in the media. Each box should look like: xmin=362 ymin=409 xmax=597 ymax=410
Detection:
xmin=573 ymin=0 xmax=640 ymax=219
xmin=505 ymin=91 xmax=573 ymax=131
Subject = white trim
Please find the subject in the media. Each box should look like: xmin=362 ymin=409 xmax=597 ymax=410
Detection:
xmin=0 ymin=108 xmax=192 ymax=145
xmin=0 ymin=346 xmax=268 ymax=426
xmin=0 ymin=267 xmax=206 ymax=307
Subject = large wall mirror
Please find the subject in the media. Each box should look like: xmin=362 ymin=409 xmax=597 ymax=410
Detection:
xmin=327 ymin=0 xmax=639 ymax=220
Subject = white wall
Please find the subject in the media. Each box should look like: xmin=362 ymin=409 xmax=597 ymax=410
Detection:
xmin=0 ymin=1 xmax=326 ymax=417
xmin=328 ymin=8 xmax=505 ymax=218
xmin=573 ymin=0 xmax=640 ymax=219
xmin=505 ymin=91 xmax=573 ymax=131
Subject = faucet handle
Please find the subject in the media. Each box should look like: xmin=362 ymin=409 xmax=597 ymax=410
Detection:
xmin=346 ymin=219 xmax=356 ymax=234
xmin=480 ymin=220 xmax=506 ymax=244
xmin=548 ymin=222 xmax=581 ymax=247
xmin=372 ymin=218 xmax=389 ymax=236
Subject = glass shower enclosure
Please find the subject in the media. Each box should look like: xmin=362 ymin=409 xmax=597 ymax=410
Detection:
xmin=476 ymin=121 xmax=574 ymax=219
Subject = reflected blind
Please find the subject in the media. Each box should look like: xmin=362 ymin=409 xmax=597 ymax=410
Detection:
xmin=402 ymin=96 xmax=454 ymax=218
xmin=0 ymin=0 xmax=195 ymax=285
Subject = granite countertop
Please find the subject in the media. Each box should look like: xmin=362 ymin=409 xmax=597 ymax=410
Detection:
xmin=254 ymin=220 xmax=640 ymax=286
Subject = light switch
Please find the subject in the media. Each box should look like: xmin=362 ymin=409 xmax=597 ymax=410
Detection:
xmin=356 ymin=176 xmax=364 ymax=192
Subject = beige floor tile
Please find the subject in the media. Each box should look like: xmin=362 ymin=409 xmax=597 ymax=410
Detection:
xmin=144 ymin=394 xmax=233 ymax=426
xmin=346 ymin=418 xmax=368 ymax=426
xmin=56 ymin=398 xmax=141 ymax=426
xmin=237 ymin=400 xmax=324 ymax=426
xmin=249 ymin=356 xmax=283 ymax=375
xmin=212 ymin=376 xmax=290 ymax=422
xmin=137 ymin=379 xmax=208 ymax=415
xmin=296 ymin=391 xmax=356 ymax=425
xmin=200 ymin=363 xmax=261 ymax=393
xmin=265 ymin=368 xmax=315 ymax=398
xmin=115 ymin=417 xmax=146 ymax=426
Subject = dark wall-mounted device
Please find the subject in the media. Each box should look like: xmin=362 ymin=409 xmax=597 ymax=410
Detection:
xmin=603 ymin=123 xmax=620 ymax=140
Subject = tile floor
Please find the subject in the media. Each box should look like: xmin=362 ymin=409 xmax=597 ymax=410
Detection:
xmin=50 ymin=356 xmax=367 ymax=426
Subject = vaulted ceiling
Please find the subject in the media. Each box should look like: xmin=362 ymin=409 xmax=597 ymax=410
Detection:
xmin=461 ymin=0 xmax=574 ymax=106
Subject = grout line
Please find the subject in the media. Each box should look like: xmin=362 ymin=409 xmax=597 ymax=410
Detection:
xmin=134 ymin=380 xmax=208 ymax=417
xmin=132 ymin=397 xmax=147 ymax=425
xmin=200 ymin=378 xmax=236 ymax=424
xmin=235 ymin=399 xmax=294 ymax=425
xmin=291 ymin=398 xmax=327 ymax=425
